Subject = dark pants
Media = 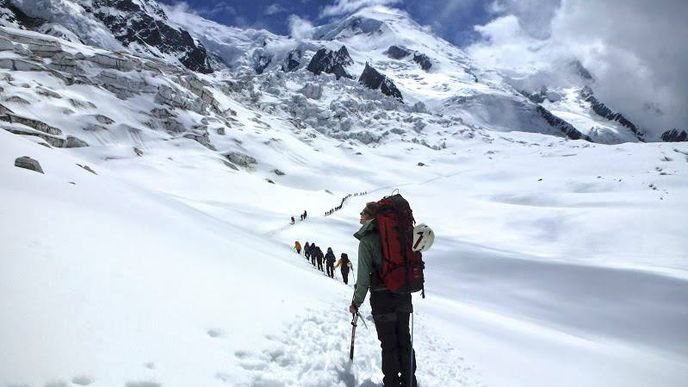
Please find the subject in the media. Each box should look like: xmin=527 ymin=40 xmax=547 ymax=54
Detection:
xmin=341 ymin=269 xmax=349 ymax=284
xmin=317 ymin=258 xmax=323 ymax=271
xmin=326 ymin=262 xmax=334 ymax=277
xmin=370 ymin=291 xmax=417 ymax=387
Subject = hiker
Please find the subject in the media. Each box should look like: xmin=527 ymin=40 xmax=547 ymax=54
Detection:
xmin=303 ymin=210 xmax=307 ymax=220
xmin=290 ymin=216 xmax=295 ymax=225
xmin=294 ymin=241 xmax=302 ymax=254
xmin=335 ymin=253 xmax=353 ymax=284
xmin=325 ymin=247 xmax=336 ymax=278
xmin=304 ymin=242 xmax=311 ymax=259
xmin=315 ymin=246 xmax=324 ymax=271
xmin=349 ymin=202 xmax=418 ymax=387
xmin=310 ymin=244 xmax=317 ymax=266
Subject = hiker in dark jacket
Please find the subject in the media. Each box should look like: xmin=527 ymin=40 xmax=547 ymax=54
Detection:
xmin=315 ymin=246 xmax=324 ymax=271
xmin=310 ymin=244 xmax=317 ymax=266
xmin=349 ymin=202 xmax=417 ymax=387
xmin=304 ymin=242 xmax=310 ymax=259
xmin=335 ymin=253 xmax=353 ymax=284
xmin=325 ymin=247 xmax=336 ymax=278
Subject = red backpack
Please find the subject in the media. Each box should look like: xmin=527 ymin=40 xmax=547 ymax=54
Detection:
xmin=375 ymin=193 xmax=425 ymax=297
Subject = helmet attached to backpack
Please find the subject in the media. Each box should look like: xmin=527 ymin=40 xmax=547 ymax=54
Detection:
xmin=412 ymin=223 xmax=434 ymax=252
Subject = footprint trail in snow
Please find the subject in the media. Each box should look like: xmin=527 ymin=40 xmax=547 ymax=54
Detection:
xmin=226 ymin=304 xmax=483 ymax=386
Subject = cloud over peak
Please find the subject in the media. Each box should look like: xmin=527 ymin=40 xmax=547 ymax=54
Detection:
xmin=320 ymin=0 xmax=402 ymax=18
xmin=467 ymin=0 xmax=688 ymax=133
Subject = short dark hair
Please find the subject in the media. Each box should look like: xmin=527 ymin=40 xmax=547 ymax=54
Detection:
xmin=362 ymin=202 xmax=378 ymax=217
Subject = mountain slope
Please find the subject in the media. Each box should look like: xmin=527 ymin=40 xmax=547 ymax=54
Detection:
xmin=2 ymin=0 xmax=215 ymax=72
xmin=1 ymin=2 xmax=688 ymax=387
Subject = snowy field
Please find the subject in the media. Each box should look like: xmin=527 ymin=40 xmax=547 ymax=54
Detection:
xmin=0 ymin=4 xmax=686 ymax=386
xmin=2 ymin=122 xmax=688 ymax=386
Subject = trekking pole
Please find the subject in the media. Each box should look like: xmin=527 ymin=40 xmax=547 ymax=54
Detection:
xmin=409 ymin=311 xmax=415 ymax=387
xmin=349 ymin=312 xmax=358 ymax=361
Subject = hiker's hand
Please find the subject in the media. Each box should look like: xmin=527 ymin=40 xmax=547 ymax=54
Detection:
xmin=349 ymin=304 xmax=358 ymax=315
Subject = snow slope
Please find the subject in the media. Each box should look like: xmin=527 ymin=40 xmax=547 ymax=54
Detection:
xmin=1 ymin=3 xmax=688 ymax=387
xmin=2 ymin=121 xmax=688 ymax=386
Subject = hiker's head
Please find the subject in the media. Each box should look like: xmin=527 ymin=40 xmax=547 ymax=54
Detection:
xmin=360 ymin=202 xmax=377 ymax=224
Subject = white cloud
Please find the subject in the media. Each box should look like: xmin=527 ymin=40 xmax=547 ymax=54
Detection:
xmin=488 ymin=0 xmax=561 ymax=38
xmin=288 ymin=15 xmax=314 ymax=40
xmin=467 ymin=0 xmax=688 ymax=133
xmin=320 ymin=0 xmax=402 ymax=17
xmin=265 ymin=4 xmax=285 ymax=16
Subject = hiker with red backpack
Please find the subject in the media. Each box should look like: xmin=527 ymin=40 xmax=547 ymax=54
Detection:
xmin=349 ymin=195 xmax=430 ymax=387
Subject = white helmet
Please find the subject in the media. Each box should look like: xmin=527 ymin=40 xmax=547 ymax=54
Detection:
xmin=412 ymin=223 xmax=434 ymax=252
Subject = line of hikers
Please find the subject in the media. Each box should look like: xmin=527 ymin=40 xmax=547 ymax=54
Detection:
xmin=290 ymin=210 xmax=308 ymax=225
xmin=293 ymin=240 xmax=354 ymax=284
xmin=324 ymin=191 xmax=369 ymax=217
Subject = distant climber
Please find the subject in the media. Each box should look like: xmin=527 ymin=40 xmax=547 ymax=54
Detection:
xmin=335 ymin=253 xmax=353 ymax=284
xmin=311 ymin=244 xmax=318 ymax=267
xmin=294 ymin=241 xmax=302 ymax=254
xmin=315 ymin=245 xmax=324 ymax=272
xmin=304 ymin=242 xmax=311 ymax=259
xmin=325 ymin=247 xmax=336 ymax=278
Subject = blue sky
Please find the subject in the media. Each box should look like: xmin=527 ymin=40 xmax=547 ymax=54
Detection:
xmin=157 ymin=0 xmax=500 ymax=46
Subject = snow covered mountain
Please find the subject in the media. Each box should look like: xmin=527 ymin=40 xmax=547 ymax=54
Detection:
xmin=1 ymin=0 xmax=216 ymax=72
xmin=2 ymin=1 xmax=683 ymax=144
xmin=1 ymin=2 xmax=687 ymax=387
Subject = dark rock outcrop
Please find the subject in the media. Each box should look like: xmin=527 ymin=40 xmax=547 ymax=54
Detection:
xmin=385 ymin=45 xmax=431 ymax=70
xmin=0 ymin=0 xmax=45 ymax=29
xmin=282 ymin=49 xmax=302 ymax=72
xmin=65 ymin=135 xmax=89 ymax=148
xmin=413 ymin=53 xmax=432 ymax=71
xmin=87 ymin=0 xmax=214 ymax=73
xmin=14 ymin=156 xmax=43 ymax=173
xmin=521 ymin=89 xmax=547 ymax=104
xmin=661 ymin=129 xmax=687 ymax=142
xmin=253 ymin=50 xmax=272 ymax=74
xmin=581 ymin=86 xmax=643 ymax=140
xmin=570 ymin=60 xmax=594 ymax=81
xmin=536 ymin=106 xmax=591 ymax=141
xmin=225 ymin=151 xmax=257 ymax=169
xmin=358 ymin=63 xmax=403 ymax=101
xmin=386 ymin=45 xmax=411 ymax=59
xmin=306 ymin=46 xmax=353 ymax=80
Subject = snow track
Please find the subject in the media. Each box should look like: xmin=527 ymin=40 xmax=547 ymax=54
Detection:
xmin=225 ymin=304 xmax=482 ymax=387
